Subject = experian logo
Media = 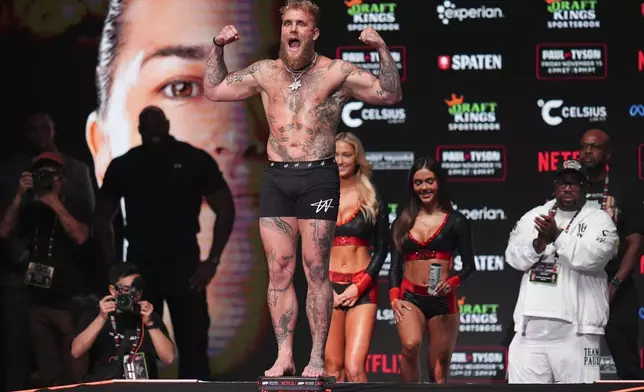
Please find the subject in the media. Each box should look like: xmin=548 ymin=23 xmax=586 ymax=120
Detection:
xmin=436 ymin=1 xmax=504 ymax=25
xmin=537 ymin=99 xmax=607 ymax=126
xmin=452 ymin=204 xmax=506 ymax=220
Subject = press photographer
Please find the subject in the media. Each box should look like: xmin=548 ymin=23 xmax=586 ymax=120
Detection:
xmin=71 ymin=264 xmax=175 ymax=380
xmin=0 ymin=152 xmax=91 ymax=387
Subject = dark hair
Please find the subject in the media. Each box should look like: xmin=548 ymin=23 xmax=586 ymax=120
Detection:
xmin=108 ymin=263 xmax=142 ymax=286
xmin=392 ymin=156 xmax=453 ymax=251
xmin=96 ymin=0 xmax=127 ymax=117
xmin=139 ymin=106 xmax=167 ymax=125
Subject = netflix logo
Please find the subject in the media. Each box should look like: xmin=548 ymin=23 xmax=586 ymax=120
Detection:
xmin=537 ymin=150 xmax=580 ymax=172
xmin=366 ymin=354 xmax=402 ymax=374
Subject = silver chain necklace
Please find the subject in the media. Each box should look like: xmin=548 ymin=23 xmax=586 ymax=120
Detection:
xmin=285 ymin=53 xmax=318 ymax=91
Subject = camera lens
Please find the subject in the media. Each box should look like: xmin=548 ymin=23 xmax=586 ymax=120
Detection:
xmin=117 ymin=294 xmax=132 ymax=308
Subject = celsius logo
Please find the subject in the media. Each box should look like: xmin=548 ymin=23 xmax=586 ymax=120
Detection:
xmin=342 ymin=101 xmax=406 ymax=128
xmin=545 ymin=0 xmax=599 ymax=29
xmin=452 ymin=204 xmax=507 ymax=221
xmin=537 ymin=99 xmax=607 ymax=126
xmin=630 ymin=105 xmax=644 ymax=117
xmin=436 ymin=1 xmax=504 ymax=25
xmin=438 ymin=54 xmax=502 ymax=71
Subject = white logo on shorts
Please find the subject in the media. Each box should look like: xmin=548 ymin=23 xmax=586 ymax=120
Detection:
xmin=311 ymin=199 xmax=334 ymax=213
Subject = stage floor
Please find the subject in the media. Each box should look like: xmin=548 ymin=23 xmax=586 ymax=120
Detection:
xmin=16 ymin=380 xmax=644 ymax=392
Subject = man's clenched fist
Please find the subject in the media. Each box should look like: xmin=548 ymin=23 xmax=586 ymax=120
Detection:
xmin=214 ymin=25 xmax=239 ymax=46
xmin=359 ymin=27 xmax=385 ymax=48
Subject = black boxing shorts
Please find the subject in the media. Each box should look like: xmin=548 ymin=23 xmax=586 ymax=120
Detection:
xmin=260 ymin=158 xmax=340 ymax=221
xmin=330 ymin=270 xmax=377 ymax=312
xmin=401 ymin=277 xmax=457 ymax=320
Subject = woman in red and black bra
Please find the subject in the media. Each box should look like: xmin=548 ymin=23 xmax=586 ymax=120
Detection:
xmin=324 ymin=132 xmax=389 ymax=382
xmin=389 ymin=156 xmax=475 ymax=383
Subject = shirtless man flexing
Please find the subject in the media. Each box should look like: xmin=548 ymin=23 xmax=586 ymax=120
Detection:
xmin=203 ymin=0 xmax=402 ymax=378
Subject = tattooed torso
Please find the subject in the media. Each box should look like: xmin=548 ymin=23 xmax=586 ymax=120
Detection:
xmin=252 ymin=56 xmax=350 ymax=162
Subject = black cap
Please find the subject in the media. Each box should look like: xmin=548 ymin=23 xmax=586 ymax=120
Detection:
xmin=555 ymin=159 xmax=588 ymax=180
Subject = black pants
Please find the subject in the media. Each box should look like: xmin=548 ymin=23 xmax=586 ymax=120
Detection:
xmin=130 ymin=245 xmax=211 ymax=381
xmin=147 ymin=290 xmax=211 ymax=380
xmin=1 ymin=282 xmax=30 ymax=391
xmin=605 ymin=280 xmax=644 ymax=380
xmin=28 ymin=305 xmax=88 ymax=387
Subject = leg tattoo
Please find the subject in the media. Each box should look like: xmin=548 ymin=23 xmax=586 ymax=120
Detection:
xmin=302 ymin=220 xmax=335 ymax=377
xmin=261 ymin=218 xmax=298 ymax=377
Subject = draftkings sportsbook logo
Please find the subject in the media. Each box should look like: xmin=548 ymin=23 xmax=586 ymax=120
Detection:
xmin=459 ymin=297 xmax=502 ymax=333
xmin=545 ymin=0 xmax=599 ymax=29
xmin=437 ymin=145 xmax=506 ymax=182
xmin=345 ymin=0 xmax=399 ymax=32
xmin=537 ymin=43 xmax=607 ymax=80
xmin=342 ymin=101 xmax=406 ymax=128
xmin=445 ymin=94 xmax=500 ymax=132
xmin=337 ymin=46 xmax=407 ymax=81
xmin=537 ymin=99 xmax=607 ymax=126
xmin=438 ymin=53 xmax=503 ymax=71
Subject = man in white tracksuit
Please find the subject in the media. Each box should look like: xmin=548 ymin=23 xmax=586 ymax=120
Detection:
xmin=505 ymin=159 xmax=619 ymax=383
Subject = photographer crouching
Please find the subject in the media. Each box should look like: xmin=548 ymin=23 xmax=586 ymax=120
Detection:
xmin=0 ymin=152 xmax=91 ymax=387
xmin=72 ymin=264 xmax=175 ymax=380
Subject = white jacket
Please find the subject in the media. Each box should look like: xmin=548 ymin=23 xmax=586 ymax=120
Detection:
xmin=505 ymin=200 xmax=618 ymax=335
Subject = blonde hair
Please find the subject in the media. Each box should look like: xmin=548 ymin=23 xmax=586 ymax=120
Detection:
xmin=280 ymin=0 xmax=320 ymax=26
xmin=335 ymin=132 xmax=379 ymax=222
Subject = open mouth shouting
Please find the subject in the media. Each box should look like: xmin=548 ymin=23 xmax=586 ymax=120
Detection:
xmin=288 ymin=38 xmax=301 ymax=51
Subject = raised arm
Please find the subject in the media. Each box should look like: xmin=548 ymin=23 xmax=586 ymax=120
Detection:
xmin=204 ymin=25 xmax=267 ymax=102
xmin=342 ymin=27 xmax=402 ymax=105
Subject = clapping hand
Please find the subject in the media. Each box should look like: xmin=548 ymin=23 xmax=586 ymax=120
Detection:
xmin=534 ymin=210 xmax=560 ymax=243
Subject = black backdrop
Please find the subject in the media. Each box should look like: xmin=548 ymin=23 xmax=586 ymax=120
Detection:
xmin=2 ymin=0 xmax=644 ymax=384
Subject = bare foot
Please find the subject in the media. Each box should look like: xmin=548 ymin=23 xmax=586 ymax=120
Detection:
xmin=264 ymin=358 xmax=296 ymax=377
xmin=302 ymin=358 xmax=325 ymax=378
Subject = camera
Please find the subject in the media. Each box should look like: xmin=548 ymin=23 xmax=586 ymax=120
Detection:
xmin=31 ymin=170 xmax=55 ymax=191
xmin=115 ymin=286 xmax=141 ymax=314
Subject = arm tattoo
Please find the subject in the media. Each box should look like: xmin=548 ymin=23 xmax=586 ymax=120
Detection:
xmin=376 ymin=47 xmax=401 ymax=95
xmin=224 ymin=60 xmax=268 ymax=86
xmin=204 ymin=46 xmax=227 ymax=87
xmin=0 ymin=195 xmax=22 ymax=236
xmin=51 ymin=203 xmax=89 ymax=244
